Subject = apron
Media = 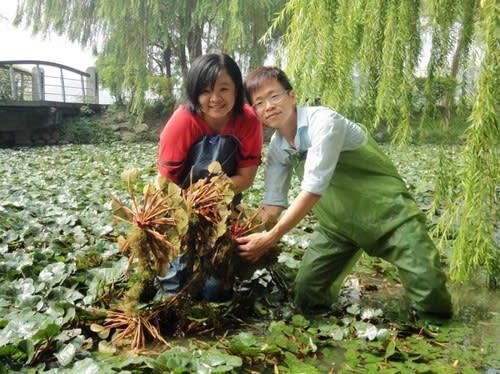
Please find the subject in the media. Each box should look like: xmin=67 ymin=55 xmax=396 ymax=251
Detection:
xmin=291 ymin=134 xmax=452 ymax=316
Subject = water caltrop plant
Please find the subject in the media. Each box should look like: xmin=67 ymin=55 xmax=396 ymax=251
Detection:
xmin=101 ymin=162 xmax=264 ymax=349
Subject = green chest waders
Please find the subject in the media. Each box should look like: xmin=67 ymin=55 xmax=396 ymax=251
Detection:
xmin=291 ymin=135 xmax=452 ymax=317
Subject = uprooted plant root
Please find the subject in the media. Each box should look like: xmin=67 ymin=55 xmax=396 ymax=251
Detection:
xmin=99 ymin=162 xmax=274 ymax=348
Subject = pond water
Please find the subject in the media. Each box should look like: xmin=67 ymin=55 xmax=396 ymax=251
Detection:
xmin=308 ymin=270 xmax=500 ymax=372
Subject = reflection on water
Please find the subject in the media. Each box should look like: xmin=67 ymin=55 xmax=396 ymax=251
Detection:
xmin=449 ymin=281 xmax=499 ymax=323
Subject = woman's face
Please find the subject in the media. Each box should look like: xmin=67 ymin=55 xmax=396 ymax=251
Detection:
xmin=198 ymin=71 xmax=236 ymax=128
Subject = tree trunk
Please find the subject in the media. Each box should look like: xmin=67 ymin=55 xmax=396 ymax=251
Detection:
xmin=163 ymin=46 xmax=172 ymax=78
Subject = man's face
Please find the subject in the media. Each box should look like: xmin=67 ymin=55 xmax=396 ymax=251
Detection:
xmin=250 ymin=79 xmax=295 ymax=129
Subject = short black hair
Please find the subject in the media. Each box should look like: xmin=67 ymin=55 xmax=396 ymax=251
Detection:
xmin=244 ymin=66 xmax=293 ymax=105
xmin=185 ymin=53 xmax=244 ymax=116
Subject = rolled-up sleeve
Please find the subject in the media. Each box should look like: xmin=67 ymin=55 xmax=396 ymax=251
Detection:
xmin=301 ymin=110 xmax=366 ymax=195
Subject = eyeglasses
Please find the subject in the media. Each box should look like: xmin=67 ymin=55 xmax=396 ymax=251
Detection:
xmin=252 ymin=90 xmax=289 ymax=111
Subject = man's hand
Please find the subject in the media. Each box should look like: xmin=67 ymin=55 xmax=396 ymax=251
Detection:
xmin=238 ymin=192 xmax=320 ymax=262
xmin=236 ymin=231 xmax=278 ymax=263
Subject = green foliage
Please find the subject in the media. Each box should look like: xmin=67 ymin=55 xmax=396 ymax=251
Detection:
xmin=145 ymin=346 xmax=243 ymax=373
xmin=123 ymin=130 xmax=158 ymax=143
xmin=420 ymin=0 xmax=458 ymax=130
xmin=357 ymin=1 xmax=388 ymax=123
xmin=272 ymin=0 xmax=497 ymax=286
xmin=0 ymin=143 xmax=498 ymax=371
xmin=0 ymin=68 xmax=12 ymax=100
xmin=58 ymin=111 xmax=119 ymax=144
xmin=95 ymin=53 xmax=126 ymax=105
xmin=147 ymin=76 xmax=177 ymax=108
xmin=419 ymin=76 xmax=459 ymax=138
xmin=269 ymin=0 xmax=485 ymax=138
xmin=14 ymin=0 xmax=286 ymax=118
xmin=11 ymin=1 xmax=496 ymax=285
xmin=448 ymin=0 xmax=499 ymax=286
xmin=271 ymin=0 xmax=336 ymax=105
xmin=375 ymin=0 xmax=420 ymax=140
xmin=414 ymin=114 xmax=468 ymax=144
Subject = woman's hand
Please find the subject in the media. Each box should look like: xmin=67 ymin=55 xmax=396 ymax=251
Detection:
xmin=230 ymin=165 xmax=258 ymax=193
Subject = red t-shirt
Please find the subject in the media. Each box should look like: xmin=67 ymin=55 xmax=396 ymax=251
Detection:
xmin=158 ymin=104 xmax=263 ymax=184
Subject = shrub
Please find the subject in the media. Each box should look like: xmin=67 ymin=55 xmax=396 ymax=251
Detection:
xmin=58 ymin=114 xmax=119 ymax=144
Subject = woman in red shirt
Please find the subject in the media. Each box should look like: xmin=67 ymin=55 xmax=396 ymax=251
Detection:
xmin=158 ymin=53 xmax=263 ymax=192
xmin=156 ymin=53 xmax=263 ymax=301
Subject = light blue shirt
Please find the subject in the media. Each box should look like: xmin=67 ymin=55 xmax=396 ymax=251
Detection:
xmin=263 ymin=106 xmax=367 ymax=207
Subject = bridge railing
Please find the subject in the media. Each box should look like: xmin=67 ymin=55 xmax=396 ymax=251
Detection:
xmin=0 ymin=60 xmax=99 ymax=104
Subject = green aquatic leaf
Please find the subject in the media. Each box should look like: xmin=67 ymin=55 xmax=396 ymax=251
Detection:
xmin=38 ymin=262 xmax=69 ymax=287
xmin=54 ymin=342 xmax=76 ymax=366
xmin=0 ymin=143 xmax=497 ymax=372
xmin=31 ymin=323 xmax=61 ymax=342
xmin=146 ymin=346 xmax=194 ymax=371
xmin=277 ymin=252 xmax=301 ymax=269
xmin=69 ymin=357 xmax=101 ymax=372
xmin=291 ymin=314 xmax=310 ymax=328
xmin=330 ymin=326 xmax=347 ymax=341
xmin=196 ymin=348 xmax=243 ymax=373
xmin=384 ymin=339 xmax=397 ymax=360
xmin=280 ymin=351 xmax=323 ymax=374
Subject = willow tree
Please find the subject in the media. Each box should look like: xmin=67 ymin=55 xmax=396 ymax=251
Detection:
xmin=447 ymin=0 xmax=498 ymax=286
xmin=13 ymin=0 xmax=286 ymax=117
xmin=266 ymin=0 xmax=498 ymax=286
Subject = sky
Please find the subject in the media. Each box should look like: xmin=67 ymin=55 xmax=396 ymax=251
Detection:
xmin=0 ymin=1 xmax=96 ymax=71
xmin=0 ymin=1 xmax=115 ymax=103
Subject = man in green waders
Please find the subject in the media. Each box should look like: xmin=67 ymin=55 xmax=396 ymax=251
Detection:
xmin=236 ymin=66 xmax=453 ymax=319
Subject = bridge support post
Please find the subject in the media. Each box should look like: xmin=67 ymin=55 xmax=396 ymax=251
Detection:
xmin=86 ymin=67 xmax=98 ymax=104
xmin=8 ymin=66 xmax=17 ymax=99
xmin=32 ymin=66 xmax=45 ymax=101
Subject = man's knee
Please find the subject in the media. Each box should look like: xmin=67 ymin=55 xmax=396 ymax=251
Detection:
xmin=294 ymin=275 xmax=330 ymax=310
